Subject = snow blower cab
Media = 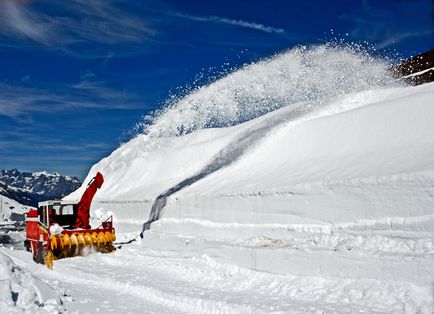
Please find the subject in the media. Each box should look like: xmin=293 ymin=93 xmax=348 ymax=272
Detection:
xmin=24 ymin=172 xmax=116 ymax=269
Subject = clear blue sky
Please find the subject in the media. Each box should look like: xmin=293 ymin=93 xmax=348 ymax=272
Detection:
xmin=0 ymin=0 xmax=432 ymax=179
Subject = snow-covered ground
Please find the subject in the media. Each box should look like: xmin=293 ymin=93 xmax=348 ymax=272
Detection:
xmin=0 ymin=195 xmax=31 ymax=222
xmin=1 ymin=46 xmax=434 ymax=313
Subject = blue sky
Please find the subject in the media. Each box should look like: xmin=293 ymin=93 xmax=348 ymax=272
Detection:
xmin=0 ymin=0 xmax=432 ymax=179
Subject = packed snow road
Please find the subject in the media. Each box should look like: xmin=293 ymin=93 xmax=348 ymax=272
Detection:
xmin=2 ymin=220 xmax=433 ymax=313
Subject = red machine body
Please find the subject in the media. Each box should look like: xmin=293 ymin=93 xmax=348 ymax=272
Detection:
xmin=24 ymin=172 xmax=115 ymax=268
xmin=75 ymin=172 xmax=104 ymax=229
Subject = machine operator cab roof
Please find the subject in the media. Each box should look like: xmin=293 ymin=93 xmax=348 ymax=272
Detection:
xmin=37 ymin=199 xmax=79 ymax=229
xmin=38 ymin=199 xmax=78 ymax=207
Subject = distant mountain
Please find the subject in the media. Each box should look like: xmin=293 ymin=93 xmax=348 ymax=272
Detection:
xmin=0 ymin=169 xmax=81 ymax=207
xmin=0 ymin=181 xmax=35 ymax=206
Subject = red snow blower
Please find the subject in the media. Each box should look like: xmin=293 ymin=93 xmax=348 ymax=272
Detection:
xmin=24 ymin=172 xmax=116 ymax=269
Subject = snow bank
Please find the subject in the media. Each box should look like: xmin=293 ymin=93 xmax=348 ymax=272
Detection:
xmin=68 ymin=82 xmax=434 ymax=233
xmin=159 ymin=82 xmax=434 ymax=232
xmin=0 ymin=251 xmax=64 ymax=313
xmin=62 ymin=45 xmax=434 ymax=312
xmin=65 ymin=45 xmax=434 ymax=239
xmin=0 ymin=195 xmax=30 ymax=222
xmin=67 ymin=45 xmax=401 ymax=214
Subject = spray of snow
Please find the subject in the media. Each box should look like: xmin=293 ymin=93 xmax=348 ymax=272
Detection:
xmin=49 ymin=224 xmax=64 ymax=236
xmin=141 ymin=44 xmax=399 ymax=138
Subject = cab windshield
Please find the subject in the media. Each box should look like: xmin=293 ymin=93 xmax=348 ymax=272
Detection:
xmin=49 ymin=204 xmax=77 ymax=229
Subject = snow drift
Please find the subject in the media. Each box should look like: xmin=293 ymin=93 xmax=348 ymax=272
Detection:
xmin=67 ymin=44 xmax=434 ymax=232
xmin=0 ymin=195 xmax=30 ymax=222
xmin=62 ymin=44 xmax=434 ymax=312
xmin=0 ymin=251 xmax=64 ymax=312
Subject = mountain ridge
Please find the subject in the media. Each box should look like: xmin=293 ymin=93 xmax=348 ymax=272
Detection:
xmin=0 ymin=169 xmax=81 ymax=207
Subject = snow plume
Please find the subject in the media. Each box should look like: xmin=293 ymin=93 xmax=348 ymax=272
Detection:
xmin=141 ymin=44 xmax=399 ymax=138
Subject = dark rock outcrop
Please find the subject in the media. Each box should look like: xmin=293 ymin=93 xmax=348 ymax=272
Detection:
xmin=393 ymin=50 xmax=434 ymax=85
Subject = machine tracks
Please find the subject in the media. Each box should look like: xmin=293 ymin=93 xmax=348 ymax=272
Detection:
xmin=29 ymin=242 xmax=433 ymax=313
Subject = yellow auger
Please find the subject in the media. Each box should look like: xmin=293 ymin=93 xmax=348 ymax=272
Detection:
xmin=45 ymin=230 xmax=116 ymax=268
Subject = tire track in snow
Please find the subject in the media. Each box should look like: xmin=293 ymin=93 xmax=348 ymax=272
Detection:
xmin=40 ymin=262 xmax=256 ymax=314
xmin=3 ymin=245 xmax=431 ymax=313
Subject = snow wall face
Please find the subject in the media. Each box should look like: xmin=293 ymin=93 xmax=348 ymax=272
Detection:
xmin=67 ymin=45 xmax=434 ymax=233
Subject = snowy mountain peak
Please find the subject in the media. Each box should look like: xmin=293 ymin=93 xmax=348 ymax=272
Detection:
xmin=32 ymin=171 xmax=60 ymax=177
xmin=0 ymin=169 xmax=81 ymax=206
